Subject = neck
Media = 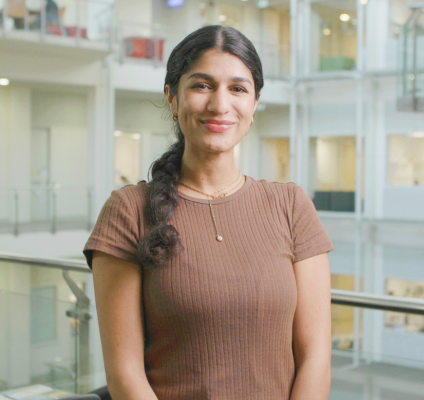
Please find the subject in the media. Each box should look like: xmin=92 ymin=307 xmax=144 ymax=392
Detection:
xmin=178 ymin=145 xmax=243 ymax=199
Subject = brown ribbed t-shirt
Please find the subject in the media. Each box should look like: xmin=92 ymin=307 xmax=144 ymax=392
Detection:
xmin=83 ymin=175 xmax=334 ymax=400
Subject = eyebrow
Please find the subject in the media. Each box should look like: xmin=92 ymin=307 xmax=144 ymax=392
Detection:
xmin=187 ymin=72 xmax=253 ymax=86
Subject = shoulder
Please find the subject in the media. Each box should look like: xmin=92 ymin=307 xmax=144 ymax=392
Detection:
xmin=248 ymin=177 xmax=300 ymax=203
xmin=110 ymin=180 xmax=149 ymax=210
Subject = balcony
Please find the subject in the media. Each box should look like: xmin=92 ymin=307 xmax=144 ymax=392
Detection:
xmin=0 ymin=184 xmax=93 ymax=235
xmin=115 ymin=21 xmax=288 ymax=79
xmin=0 ymin=0 xmax=114 ymax=60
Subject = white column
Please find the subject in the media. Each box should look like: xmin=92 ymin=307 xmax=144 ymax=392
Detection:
xmin=10 ymin=85 xmax=32 ymax=223
xmin=87 ymin=55 xmax=115 ymax=218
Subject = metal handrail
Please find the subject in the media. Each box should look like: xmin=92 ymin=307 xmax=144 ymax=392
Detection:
xmin=1 ymin=252 xmax=424 ymax=315
xmin=0 ymin=185 xmax=93 ymax=191
xmin=0 ymin=252 xmax=89 ymax=273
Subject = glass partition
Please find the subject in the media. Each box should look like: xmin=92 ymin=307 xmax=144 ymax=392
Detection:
xmin=309 ymin=136 xmax=360 ymax=212
xmin=387 ymin=134 xmax=424 ymax=186
xmin=261 ymin=138 xmax=290 ymax=183
xmin=310 ymin=0 xmax=357 ymax=73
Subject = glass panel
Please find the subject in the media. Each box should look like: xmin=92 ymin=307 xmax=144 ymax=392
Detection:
xmin=31 ymin=286 xmax=57 ymax=343
xmin=0 ymin=290 xmax=78 ymax=393
xmin=309 ymin=136 xmax=357 ymax=212
xmin=387 ymin=134 xmax=424 ymax=186
xmin=261 ymin=138 xmax=290 ymax=183
xmin=0 ymin=260 xmax=105 ymax=394
xmin=311 ymin=0 xmax=357 ymax=73
xmin=114 ymin=131 xmax=141 ymax=185
xmin=330 ymin=350 xmax=424 ymax=399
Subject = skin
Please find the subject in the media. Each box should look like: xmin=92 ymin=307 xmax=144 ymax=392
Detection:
xmin=92 ymin=48 xmax=332 ymax=400
xmin=165 ymin=48 xmax=260 ymax=199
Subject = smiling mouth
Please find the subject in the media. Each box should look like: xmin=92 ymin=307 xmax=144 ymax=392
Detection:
xmin=201 ymin=121 xmax=235 ymax=133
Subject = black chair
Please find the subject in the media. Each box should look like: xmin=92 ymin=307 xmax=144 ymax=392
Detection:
xmin=89 ymin=386 xmax=111 ymax=400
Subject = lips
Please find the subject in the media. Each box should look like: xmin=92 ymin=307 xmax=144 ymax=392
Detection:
xmin=201 ymin=119 xmax=235 ymax=133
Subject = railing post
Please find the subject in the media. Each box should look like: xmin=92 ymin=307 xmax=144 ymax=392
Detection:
xmin=2 ymin=0 xmax=8 ymax=36
xmin=51 ymin=188 xmax=56 ymax=234
xmin=63 ymin=270 xmax=91 ymax=393
xmin=76 ymin=0 xmax=81 ymax=47
xmin=40 ymin=0 xmax=46 ymax=40
xmin=14 ymin=189 xmax=19 ymax=236
xmin=87 ymin=188 xmax=92 ymax=231
xmin=24 ymin=3 xmax=29 ymax=31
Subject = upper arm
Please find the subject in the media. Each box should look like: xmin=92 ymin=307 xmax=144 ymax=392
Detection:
xmin=92 ymin=250 xmax=148 ymax=383
xmin=288 ymin=183 xmax=334 ymax=367
xmin=292 ymin=253 xmax=332 ymax=368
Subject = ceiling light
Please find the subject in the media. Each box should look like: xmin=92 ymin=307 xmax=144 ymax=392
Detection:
xmin=412 ymin=131 xmax=424 ymax=138
xmin=257 ymin=0 xmax=269 ymax=8
xmin=131 ymin=133 xmax=141 ymax=140
xmin=114 ymin=131 xmax=123 ymax=137
xmin=0 ymin=78 xmax=10 ymax=86
xmin=339 ymin=14 xmax=350 ymax=22
xmin=218 ymin=15 xmax=227 ymax=22
xmin=361 ymin=0 xmax=368 ymax=4
xmin=323 ymin=28 xmax=331 ymax=35
xmin=258 ymin=0 xmax=269 ymax=8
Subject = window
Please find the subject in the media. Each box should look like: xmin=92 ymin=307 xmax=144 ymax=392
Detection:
xmin=309 ymin=136 xmax=359 ymax=212
xmin=261 ymin=138 xmax=290 ymax=183
xmin=387 ymin=134 xmax=424 ymax=186
xmin=114 ymin=131 xmax=141 ymax=185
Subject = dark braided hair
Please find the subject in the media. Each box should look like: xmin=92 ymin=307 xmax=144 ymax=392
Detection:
xmin=137 ymin=25 xmax=264 ymax=270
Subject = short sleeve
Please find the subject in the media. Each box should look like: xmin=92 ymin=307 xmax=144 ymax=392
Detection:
xmin=291 ymin=184 xmax=334 ymax=263
xmin=83 ymin=188 xmax=140 ymax=269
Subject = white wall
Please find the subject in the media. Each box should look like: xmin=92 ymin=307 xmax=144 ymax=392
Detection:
xmin=115 ymin=0 xmax=152 ymax=24
xmin=257 ymin=105 xmax=290 ymax=138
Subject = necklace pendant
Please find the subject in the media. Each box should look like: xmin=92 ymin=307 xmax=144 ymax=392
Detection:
xmin=216 ymin=235 xmax=223 ymax=242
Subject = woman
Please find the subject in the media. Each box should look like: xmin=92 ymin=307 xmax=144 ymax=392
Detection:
xmin=83 ymin=25 xmax=334 ymax=400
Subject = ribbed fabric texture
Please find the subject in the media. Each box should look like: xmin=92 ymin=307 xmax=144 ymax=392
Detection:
xmin=83 ymin=175 xmax=334 ymax=400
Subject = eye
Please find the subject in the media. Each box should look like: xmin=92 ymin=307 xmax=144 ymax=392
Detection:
xmin=192 ymin=83 xmax=210 ymax=90
xmin=232 ymin=86 xmax=247 ymax=93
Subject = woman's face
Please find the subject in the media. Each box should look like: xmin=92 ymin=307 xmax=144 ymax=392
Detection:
xmin=165 ymin=49 xmax=260 ymax=155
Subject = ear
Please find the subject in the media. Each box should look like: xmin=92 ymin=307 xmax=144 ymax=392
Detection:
xmin=165 ymin=84 xmax=177 ymax=113
xmin=252 ymin=93 xmax=261 ymax=114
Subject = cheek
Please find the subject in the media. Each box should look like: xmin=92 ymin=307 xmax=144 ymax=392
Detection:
xmin=181 ymin=94 xmax=206 ymax=116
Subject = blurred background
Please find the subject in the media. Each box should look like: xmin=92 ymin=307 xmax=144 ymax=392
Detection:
xmin=0 ymin=0 xmax=424 ymax=399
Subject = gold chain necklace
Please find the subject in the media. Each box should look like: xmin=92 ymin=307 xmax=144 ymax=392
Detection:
xmin=179 ymin=171 xmax=242 ymax=242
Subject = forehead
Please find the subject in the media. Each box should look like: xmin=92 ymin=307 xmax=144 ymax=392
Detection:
xmin=183 ymin=50 xmax=253 ymax=81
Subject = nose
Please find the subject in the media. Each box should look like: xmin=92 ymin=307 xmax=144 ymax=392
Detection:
xmin=206 ymin=86 xmax=231 ymax=115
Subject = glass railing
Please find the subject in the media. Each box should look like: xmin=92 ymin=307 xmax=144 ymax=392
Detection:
xmin=0 ymin=185 xmax=93 ymax=235
xmin=0 ymin=253 xmax=105 ymax=395
xmin=0 ymin=0 xmax=114 ymax=48
xmin=1 ymin=252 xmax=423 ymax=398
